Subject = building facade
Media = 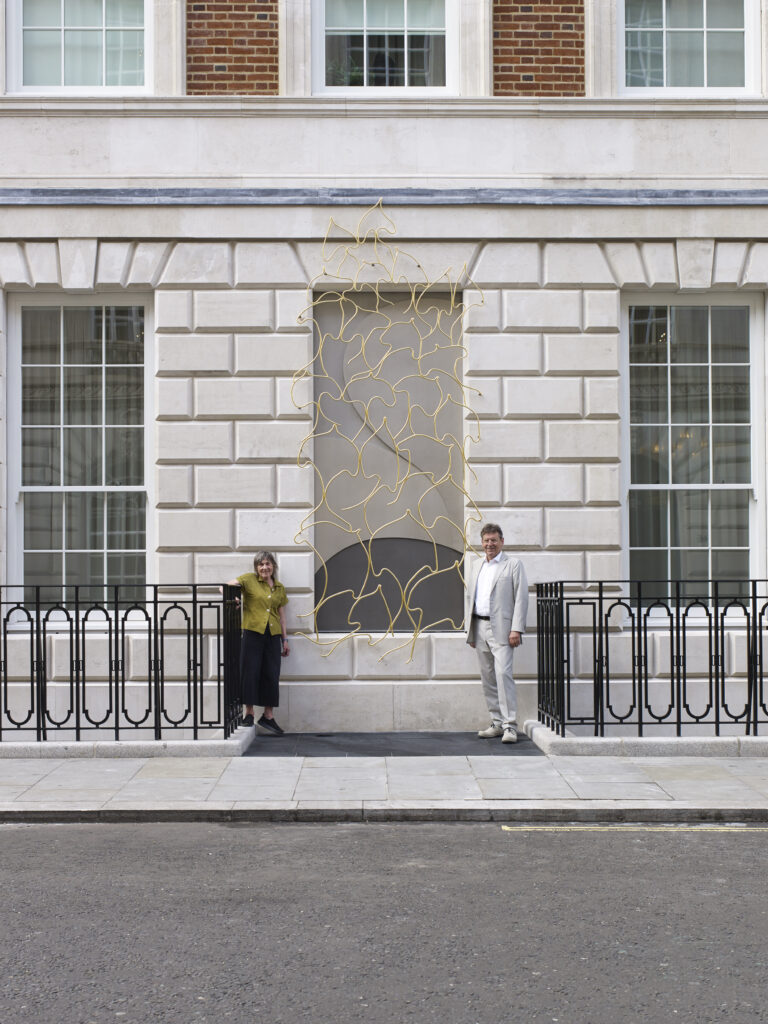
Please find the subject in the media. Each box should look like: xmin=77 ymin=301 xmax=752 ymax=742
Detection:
xmin=0 ymin=0 xmax=766 ymax=733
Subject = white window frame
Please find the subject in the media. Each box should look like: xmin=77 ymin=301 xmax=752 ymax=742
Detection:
xmin=617 ymin=0 xmax=762 ymax=97
xmin=5 ymin=292 xmax=155 ymax=594
xmin=311 ymin=0 xmax=460 ymax=96
xmin=5 ymin=0 xmax=154 ymax=95
xmin=620 ymin=293 xmax=767 ymax=588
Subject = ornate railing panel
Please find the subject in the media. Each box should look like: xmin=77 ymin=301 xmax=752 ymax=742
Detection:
xmin=0 ymin=585 xmax=242 ymax=742
xmin=537 ymin=580 xmax=768 ymax=737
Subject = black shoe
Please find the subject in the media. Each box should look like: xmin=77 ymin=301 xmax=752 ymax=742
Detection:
xmin=257 ymin=714 xmax=284 ymax=736
xmin=242 ymin=713 xmax=254 ymax=727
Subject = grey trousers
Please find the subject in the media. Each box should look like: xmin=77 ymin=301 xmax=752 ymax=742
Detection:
xmin=474 ymin=618 xmax=516 ymax=729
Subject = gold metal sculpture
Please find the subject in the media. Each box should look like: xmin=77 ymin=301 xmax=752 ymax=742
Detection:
xmin=292 ymin=203 xmax=482 ymax=657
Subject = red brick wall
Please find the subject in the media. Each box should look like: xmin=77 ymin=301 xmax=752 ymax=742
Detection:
xmin=186 ymin=1 xmax=279 ymax=95
xmin=493 ymin=1 xmax=585 ymax=97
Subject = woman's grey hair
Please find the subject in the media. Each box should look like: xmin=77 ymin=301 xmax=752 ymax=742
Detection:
xmin=253 ymin=550 xmax=278 ymax=576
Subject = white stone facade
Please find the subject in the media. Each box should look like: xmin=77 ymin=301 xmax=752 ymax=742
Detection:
xmin=1 ymin=220 xmax=766 ymax=730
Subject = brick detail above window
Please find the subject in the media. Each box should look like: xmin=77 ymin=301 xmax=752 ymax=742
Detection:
xmin=493 ymin=1 xmax=585 ymax=97
xmin=186 ymin=0 xmax=279 ymax=95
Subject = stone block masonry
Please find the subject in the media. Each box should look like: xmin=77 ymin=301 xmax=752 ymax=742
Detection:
xmin=186 ymin=0 xmax=279 ymax=95
xmin=493 ymin=1 xmax=585 ymax=97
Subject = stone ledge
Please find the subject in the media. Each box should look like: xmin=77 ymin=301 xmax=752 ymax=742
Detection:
xmin=0 ymin=727 xmax=253 ymax=759
xmin=526 ymin=721 xmax=763 ymax=757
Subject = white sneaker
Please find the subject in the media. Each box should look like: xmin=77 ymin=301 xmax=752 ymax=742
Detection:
xmin=477 ymin=725 xmax=504 ymax=738
xmin=502 ymin=727 xmax=518 ymax=744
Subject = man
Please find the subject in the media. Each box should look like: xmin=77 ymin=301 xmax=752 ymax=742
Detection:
xmin=465 ymin=523 xmax=529 ymax=744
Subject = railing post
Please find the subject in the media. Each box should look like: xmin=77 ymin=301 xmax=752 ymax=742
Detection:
xmin=595 ymin=581 xmax=604 ymax=737
xmin=713 ymin=580 xmax=721 ymax=736
xmin=152 ymin=586 xmax=161 ymax=741
xmin=191 ymin=584 xmax=200 ymax=741
xmin=674 ymin=579 xmax=682 ymax=738
xmin=749 ymin=578 xmax=759 ymax=736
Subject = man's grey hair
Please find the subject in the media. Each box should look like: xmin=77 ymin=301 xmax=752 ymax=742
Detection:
xmin=480 ymin=523 xmax=504 ymax=540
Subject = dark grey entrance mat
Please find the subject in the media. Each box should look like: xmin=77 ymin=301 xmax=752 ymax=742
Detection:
xmin=243 ymin=731 xmax=543 ymax=757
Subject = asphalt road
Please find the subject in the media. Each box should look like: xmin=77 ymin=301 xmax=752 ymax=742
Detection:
xmin=2 ymin=822 xmax=767 ymax=1024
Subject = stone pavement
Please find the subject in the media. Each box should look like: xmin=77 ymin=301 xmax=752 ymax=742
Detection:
xmin=3 ymin=739 xmax=768 ymax=822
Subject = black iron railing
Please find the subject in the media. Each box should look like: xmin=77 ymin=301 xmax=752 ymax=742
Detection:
xmin=0 ymin=585 xmax=242 ymax=742
xmin=537 ymin=580 xmax=768 ymax=737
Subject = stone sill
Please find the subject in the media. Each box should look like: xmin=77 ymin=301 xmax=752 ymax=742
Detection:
xmin=527 ymin=721 xmax=768 ymax=757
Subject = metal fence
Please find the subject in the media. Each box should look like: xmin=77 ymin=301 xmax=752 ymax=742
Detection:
xmin=0 ymin=585 xmax=242 ymax=742
xmin=537 ymin=579 xmax=768 ymax=737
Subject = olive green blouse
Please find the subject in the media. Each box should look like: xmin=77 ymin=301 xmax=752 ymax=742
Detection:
xmin=237 ymin=573 xmax=288 ymax=635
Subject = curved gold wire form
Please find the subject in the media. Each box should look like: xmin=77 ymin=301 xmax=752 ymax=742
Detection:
xmin=292 ymin=202 xmax=483 ymax=659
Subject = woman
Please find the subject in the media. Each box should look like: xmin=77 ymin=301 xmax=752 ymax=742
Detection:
xmin=225 ymin=551 xmax=290 ymax=735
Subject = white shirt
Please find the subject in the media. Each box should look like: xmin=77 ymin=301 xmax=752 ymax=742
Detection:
xmin=473 ymin=552 xmax=503 ymax=617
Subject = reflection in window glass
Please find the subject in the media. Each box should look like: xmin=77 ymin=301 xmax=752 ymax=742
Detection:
xmin=625 ymin=0 xmax=745 ymax=87
xmin=20 ymin=305 xmax=146 ymax=599
xmin=22 ymin=0 xmax=145 ymax=87
xmin=325 ymin=0 xmax=446 ymax=86
xmin=629 ymin=304 xmax=751 ymax=588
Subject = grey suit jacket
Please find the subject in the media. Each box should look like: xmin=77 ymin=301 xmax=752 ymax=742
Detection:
xmin=464 ymin=552 xmax=529 ymax=646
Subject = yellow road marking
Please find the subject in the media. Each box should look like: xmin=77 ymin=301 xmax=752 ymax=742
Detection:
xmin=501 ymin=824 xmax=768 ymax=832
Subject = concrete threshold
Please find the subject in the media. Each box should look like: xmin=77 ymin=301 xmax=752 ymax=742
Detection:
xmin=1 ymin=804 xmax=767 ymax=825
xmin=0 ymin=727 xmax=254 ymax=759
xmin=526 ymin=721 xmax=768 ymax=757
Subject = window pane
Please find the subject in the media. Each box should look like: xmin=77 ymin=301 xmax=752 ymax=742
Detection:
xmin=64 ymin=366 xmax=102 ymax=425
xmin=326 ymin=34 xmax=365 ymax=84
xmin=106 ymin=29 xmax=144 ymax=86
xmin=105 ymin=307 xmax=144 ymax=364
xmin=22 ymin=308 xmax=60 ymax=364
xmin=670 ymin=490 xmax=708 ymax=547
xmin=23 ymin=30 xmax=62 ymax=85
xmin=631 ymin=425 xmax=669 ymax=484
xmin=408 ymin=0 xmax=444 ymax=29
xmin=711 ymin=306 xmax=749 ymax=362
xmin=712 ymin=425 xmax=749 ymax=483
xmin=666 ymin=31 xmax=705 ymax=86
xmin=65 ymin=492 xmax=104 ymax=549
xmin=625 ymin=31 xmax=664 ymax=86
xmin=105 ymin=428 xmax=143 ymax=485
xmin=670 ymin=365 xmax=708 ymax=423
xmin=626 ymin=0 xmax=663 ymax=26
xmin=630 ymin=490 xmax=668 ymax=547
xmin=107 ymin=492 xmax=146 ymax=550
xmin=670 ymin=306 xmax=707 ymax=362
xmin=23 ymin=367 xmax=60 ymax=425
xmin=408 ymin=34 xmax=445 ymax=86
xmin=107 ymin=554 xmax=145 ymax=604
xmin=66 ymin=552 xmax=105 ymax=587
xmin=326 ymin=0 xmax=364 ymax=26
xmin=706 ymin=0 xmax=744 ymax=28
xmin=64 ymin=427 xmax=102 ymax=485
xmin=25 ymin=552 xmax=62 ymax=588
xmin=711 ymin=489 xmax=749 ymax=547
xmin=106 ymin=0 xmax=144 ymax=26
xmin=105 ymin=367 xmax=143 ymax=424
xmin=670 ymin=425 xmax=709 ymax=483
xmin=629 ymin=306 xmax=667 ymax=363
xmin=23 ymin=428 xmax=60 ymax=486
xmin=65 ymin=0 xmax=102 ymax=25
xmin=630 ymin=365 xmax=668 ymax=423
xmin=368 ymin=0 xmax=404 ymax=28
xmin=629 ymin=549 xmax=668 ymax=589
xmin=64 ymin=308 xmax=102 ymax=364
xmin=24 ymin=0 xmax=61 ymax=26
xmin=25 ymin=493 xmax=62 ymax=550
xmin=667 ymin=0 xmax=704 ymax=27
xmin=712 ymin=548 xmax=748 ymax=580
xmin=711 ymin=365 xmax=749 ymax=423
xmin=367 ymin=34 xmax=405 ymax=84
xmin=707 ymin=31 xmax=744 ymax=86
xmin=64 ymin=29 xmax=102 ymax=85
xmin=671 ymin=548 xmax=709 ymax=587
